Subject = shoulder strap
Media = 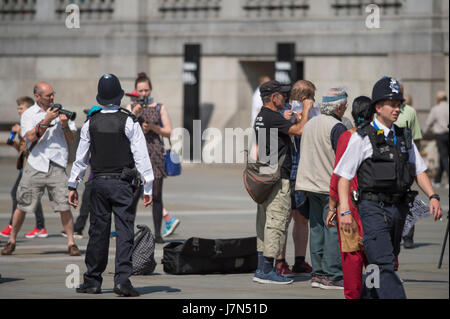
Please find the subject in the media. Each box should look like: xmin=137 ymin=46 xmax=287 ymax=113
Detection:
xmin=356 ymin=121 xmax=372 ymax=138
xmin=156 ymin=103 xmax=163 ymax=127
xmin=118 ymin=107 xmax=138 ymax=123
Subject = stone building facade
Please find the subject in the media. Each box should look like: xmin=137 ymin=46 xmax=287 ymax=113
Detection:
xmin=0 ymin=0 xmax=448 ymax=137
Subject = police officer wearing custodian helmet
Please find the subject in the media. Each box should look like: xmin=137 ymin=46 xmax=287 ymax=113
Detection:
xmin=334 ymin=77 xmax=442 ymax=299
xmin=68 ymin=74 xmax=154 ymax=297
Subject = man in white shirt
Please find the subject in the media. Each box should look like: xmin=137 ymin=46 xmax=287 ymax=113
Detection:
xmin=251 ymin=76 xmax=271 ymax=127
xmin=334 ymin=77 xmax=442 ymax=298
xmin=425 ymin=91 xmax=449 ymax=187
xmin=2 ymin=82 xmax=81 ymax=256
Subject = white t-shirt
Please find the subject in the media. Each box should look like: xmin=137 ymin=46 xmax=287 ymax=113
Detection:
xmin=251 ymin=88 xmax=263 ymax=127
xmin=334 ymin=118 xmax=427 ymax=181
xmin=21 ymin=103 xmax=77 ymax=173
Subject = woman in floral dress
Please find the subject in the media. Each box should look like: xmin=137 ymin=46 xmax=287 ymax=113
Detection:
xmin=127 ymin=72 xmax=180 ymax=243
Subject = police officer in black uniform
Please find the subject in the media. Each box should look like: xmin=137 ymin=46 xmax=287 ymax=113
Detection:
xmin=68 ymin=74 xmax=154 ymax=297
xmin=334 ymin=77 xmax=442 ymax=299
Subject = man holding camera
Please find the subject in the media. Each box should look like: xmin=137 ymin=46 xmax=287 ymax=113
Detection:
xmin=2 ymin=82 xmax=81 ymax=256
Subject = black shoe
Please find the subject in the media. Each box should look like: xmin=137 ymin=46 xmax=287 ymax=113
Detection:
xmin=114 ymin=283 xmax=140 ymax=297
xmin=403 ymin=237 xmax=415 ymax=249
xmin=76 ymin=283 xmax=101 ymax=294
xmin=155 ymin=236 xmax=165 ymax=244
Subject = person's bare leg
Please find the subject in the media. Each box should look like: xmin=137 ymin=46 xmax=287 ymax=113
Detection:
xmin=9 ymin=208 xmax=27 ymax=244
xmin=60 ymin=211 xmax=75 ymax=246
xmin=293 ymin=212 xmax=309 ymax=257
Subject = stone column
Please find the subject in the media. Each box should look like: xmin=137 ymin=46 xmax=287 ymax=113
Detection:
xmin=35 ymin=0 xmax=55 ymax=21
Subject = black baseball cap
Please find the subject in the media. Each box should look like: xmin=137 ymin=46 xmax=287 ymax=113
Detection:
xmin=260 ymin=80 xmax=291 ymax=99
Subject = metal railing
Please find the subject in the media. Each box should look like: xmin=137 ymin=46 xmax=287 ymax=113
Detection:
xmin=331 ymin=0 xmax=403 ymax=16
xmin=0 ymin=0 xmax=36 ymax=21
xmin=55 ymin=0 xmax=114 ymax=20
xmin=158 ymin=0 xmax=221 ymax=20
xmin=242 ymin=0 xmax=310 ymax=19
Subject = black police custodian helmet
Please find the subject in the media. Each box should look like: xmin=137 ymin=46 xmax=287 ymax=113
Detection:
xmin=96 ymin=73 xmax=124 ymax=106
xmin=371 ymin=76 xmax=404 ymax=106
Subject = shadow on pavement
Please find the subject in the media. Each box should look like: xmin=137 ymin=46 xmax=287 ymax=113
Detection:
xmin=402 ymin=242 xmax=436 ymax=248
xmin=403 ymin=279 xmax=449 ymax=284
xmin=0 ymin=277 xmax=24 ymax=284
xmin=40 ymin=250 xmax=85 ymax=255
xmin=101 ymin=285 xmax=181 ymax=296
xmin=292 ymin=276 xmax=312 ymax=283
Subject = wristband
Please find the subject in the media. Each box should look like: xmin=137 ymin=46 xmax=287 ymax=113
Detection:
xmin=36 ymin=121 xmax=50 ymax=137
xmin=340 ymin=210 xmax=351 ymax=217
xmin=429 ymin=194 xmax=440 ymax=201
xmin=329 ymin=208 xmax=337 ymax=213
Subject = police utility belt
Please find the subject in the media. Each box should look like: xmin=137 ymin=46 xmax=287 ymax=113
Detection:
xmin=94 ymin=167 xmax=140 ymax=188
xmin=353 ymin=190 xmax=418 ymax=205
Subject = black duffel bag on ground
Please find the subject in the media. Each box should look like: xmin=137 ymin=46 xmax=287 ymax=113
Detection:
xmin=161 ymin=236 xmax=257 ymax=275
xmin=132 ymin=224 xmax=157 ymax=275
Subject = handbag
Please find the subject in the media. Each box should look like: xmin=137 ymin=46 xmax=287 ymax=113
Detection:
xmin=243 ymin=147 xmax=287 ymax=204
xmin=16 ymin=141 xmax=36 ymax=170
xmin=165 ymin=148 xmax=181 ymax=176
xmin=156 ymin=103 xmax=181 ymax=176
xmin=132 ymin=224 xmax=157 ymax=275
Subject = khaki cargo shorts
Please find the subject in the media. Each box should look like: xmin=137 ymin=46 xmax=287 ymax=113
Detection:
xmin=17 ymin=162 xmax=71 ymax=213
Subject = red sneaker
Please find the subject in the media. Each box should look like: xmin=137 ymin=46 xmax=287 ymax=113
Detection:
xmin=25 ymin=227 xmax=40 ymax=239
xmin=292 ymin=261 xmax=313 ymax=275
xmin=276 ymin=262 xmax=295 ymax=277
xmin=37 ymin=228 xmax=48 ymax=238
xmin=0 ymin=225 xmax=12 ymax=238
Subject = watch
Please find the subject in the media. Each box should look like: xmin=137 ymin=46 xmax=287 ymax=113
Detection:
xmin=429 ymin=194 xmax=440 ymax=201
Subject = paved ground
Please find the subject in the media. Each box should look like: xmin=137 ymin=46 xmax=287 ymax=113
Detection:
xmin=0 ymin=158 xmax=448 ymax=299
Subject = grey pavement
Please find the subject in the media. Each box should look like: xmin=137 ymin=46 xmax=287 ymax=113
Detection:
xmin=0 ymin=159 xmax=448 ymax=299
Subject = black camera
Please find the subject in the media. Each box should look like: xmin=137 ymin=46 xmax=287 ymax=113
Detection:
xmin=136 ymin=96 xmax=154 ymax=107
xmin=50 ymin=104 xmax=77 ymax=121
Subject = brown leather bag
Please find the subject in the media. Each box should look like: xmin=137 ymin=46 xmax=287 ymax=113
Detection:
xmin=243 ymin=148 xmax=287 ymax=205
xmin=16 ymin=141 xmax=36 ymax=170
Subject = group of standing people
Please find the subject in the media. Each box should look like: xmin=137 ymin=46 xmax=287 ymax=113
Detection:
xmin=1 ymin=72 xmax=181 ymax=297
xmin=251 ymin=76 xmax=443 ymax=299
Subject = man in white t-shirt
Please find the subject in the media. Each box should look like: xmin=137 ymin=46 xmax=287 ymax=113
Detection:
xmin=251 ymin=76 xmax=271 ymax=127
xmin=1 ymin=82 xmax=81 ymax=256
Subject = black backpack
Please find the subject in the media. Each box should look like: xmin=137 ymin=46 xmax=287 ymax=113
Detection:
xmin=132 ymin=225 xmax=156 ymax=275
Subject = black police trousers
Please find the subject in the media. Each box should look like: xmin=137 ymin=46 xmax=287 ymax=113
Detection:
xmin=83 ymin=178 xmax=136 ymax=288
xmin=358 ymin=199 xmax=409 ymax=299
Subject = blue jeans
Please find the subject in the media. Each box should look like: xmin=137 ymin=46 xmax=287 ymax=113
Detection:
xmin=307 ymin=192 xmax=342 ymax=282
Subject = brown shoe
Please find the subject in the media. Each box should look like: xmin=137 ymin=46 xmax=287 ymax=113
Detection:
xmin=68 ymin=244 xmax=81 ymax=256
xmin=1 ymin=242 xmax=16 ymax=255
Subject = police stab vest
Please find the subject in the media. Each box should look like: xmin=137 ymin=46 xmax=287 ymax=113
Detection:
xmin=89 ymin=109 xmax=136 ymax=175
xmin=356 ymin=122 xmax=415 ymax=195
